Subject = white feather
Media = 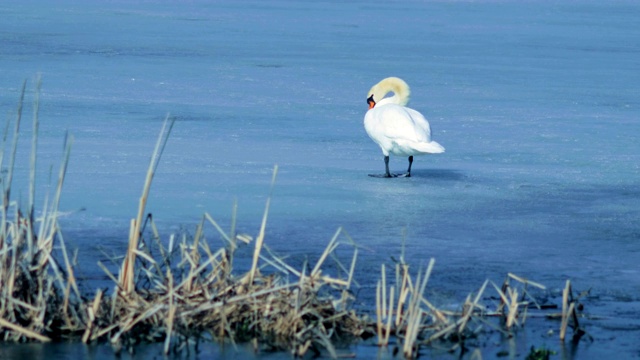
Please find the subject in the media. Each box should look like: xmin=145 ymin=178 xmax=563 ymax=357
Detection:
xmin=364 ymin=77 xmax=445 ymax=158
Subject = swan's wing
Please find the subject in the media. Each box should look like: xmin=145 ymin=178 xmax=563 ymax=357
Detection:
xmin=371 ymin=105 xmax=432 ymax=143
xmin=405 ymin=107 xmax=432 ymax=142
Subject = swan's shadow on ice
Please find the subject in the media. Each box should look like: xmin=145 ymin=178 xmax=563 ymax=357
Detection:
xmin=409 ymin=168 xmax=466 ymax=181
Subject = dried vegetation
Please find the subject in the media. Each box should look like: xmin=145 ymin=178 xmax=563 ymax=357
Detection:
xmin=0 ymin=80 xmax=591 ymax=358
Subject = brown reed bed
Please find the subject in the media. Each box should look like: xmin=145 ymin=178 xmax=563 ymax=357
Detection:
xmin=0 ymin=80 xmax=591 ymax=358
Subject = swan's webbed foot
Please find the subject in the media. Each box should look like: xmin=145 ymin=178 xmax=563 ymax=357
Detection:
xmin=368 ymin=155 xmax=409 ymax=178
xmin=368 ymin=173 xmax=402 ymax=178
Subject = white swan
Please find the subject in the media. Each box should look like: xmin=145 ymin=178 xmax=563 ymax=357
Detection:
xmin=364 ymin=77 xmax=444 ymax=177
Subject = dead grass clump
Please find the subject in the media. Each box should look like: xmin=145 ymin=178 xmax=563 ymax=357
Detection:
xmin=373 ymin=261 xmax=589 ymax=359
xmin=558 ymin=280 xmax=590 ymax=343
xmin=88 ymin=211 xmax=367 ymax=357
xmin=76 ymin=118 xmax=368 ymax=356
xmin=0 ymin=78 xmax=84 ymax=342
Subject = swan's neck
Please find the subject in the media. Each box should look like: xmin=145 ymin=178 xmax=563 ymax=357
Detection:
xmin=368 ymin=77 xmax=411 ymax=107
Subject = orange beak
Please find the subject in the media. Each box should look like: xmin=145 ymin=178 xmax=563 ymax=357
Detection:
xmin=367 ymin=94 xmax=376 ymax=109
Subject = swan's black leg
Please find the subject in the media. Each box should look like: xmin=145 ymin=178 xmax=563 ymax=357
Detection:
xmin=368 ymin=155 xmax=396 ymax=178
xmin=384 ymin=155 xmax=391 ymax=177
xmin=406 ymin=156 xmax=413 ymax=177
xmin=369 ymin=155 xmax=398 ymax=177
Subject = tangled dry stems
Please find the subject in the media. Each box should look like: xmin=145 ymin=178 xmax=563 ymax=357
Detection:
xmin=0 ymin=80 xmax=590 ymax=359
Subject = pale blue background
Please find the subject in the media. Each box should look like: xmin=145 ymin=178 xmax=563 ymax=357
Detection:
xmin=1 ymin=0 xmax=639 ymax=358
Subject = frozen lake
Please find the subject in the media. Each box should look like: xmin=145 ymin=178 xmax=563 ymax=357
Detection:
xmin=1 ymin=0 xmax=639 ymax=358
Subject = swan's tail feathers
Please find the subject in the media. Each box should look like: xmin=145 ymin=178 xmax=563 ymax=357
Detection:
xmin=415 ymin=141 xmax=445 ymax=154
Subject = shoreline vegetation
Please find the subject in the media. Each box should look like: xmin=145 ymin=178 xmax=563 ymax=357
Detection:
xmin=0 ymin=80 xmax=590 ymax=359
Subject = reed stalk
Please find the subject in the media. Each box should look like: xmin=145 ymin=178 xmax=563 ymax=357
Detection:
xmin=249 ymin=165 xmax=278 ymax=285
xmin=1 ymin=80 xmax=26 ymax=248
xmin=0 ymin=79 xmax=81 ymax=343
xmin=120 ymin=114 xmax=175 ymax=294
xmin=560 ymin=280 xmax=571 ymax=341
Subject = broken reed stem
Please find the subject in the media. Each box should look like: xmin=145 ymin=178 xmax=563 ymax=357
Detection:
xmin=41 ymin=133 xmax=73 ymax=250
xmin=506 ymin=287 xmax=519 ymax=329
xmin=164 ymin=270 xmax=175 ymax=355
xmin=1 ymin=80 xmax=26 ymax=247
xmin=458 ymin=280 xmax=489 ymax=334
xmin=376 ymin=279 xmax=383 ymax=345
xmin=28 ymin=75 xmax=41 ymax=230
xmin=121 ymin=114 xmax=175 ymax=294
xmin=381 ymin=263 xmax=387 ymax=323
xmin=311 ymin=227 xmax=341 ymax=277
xmin=396 ymin=264 xmax=409 ymax=328
xmin=57 ymin=229 xmax=80 ymax=301
xmin=560 ymin=280 xmax=571 ymax=341
xmin=403 ymin=259 xmax=435 ymax=358
xmin=184 ymin=217 xmax=205 ymax=292
xmin=0 ymin=317 xmax=51 ymax=342
xmin=384 ymin=285 xmax=394 ymax=346
xmin=82 ymin=289 xmax=103 ymax=343
xmin=26 ymin=75 xmax=42 ymax=258
xmin=205 ymin=212 xmax=234 ymax=249
xmin=491 ymin=280 xmax=522 ymax=331
xmin=248 ymin=165 xmax=278 ymax=285
xmin=508 ymin=273 xmax=546 ymax=290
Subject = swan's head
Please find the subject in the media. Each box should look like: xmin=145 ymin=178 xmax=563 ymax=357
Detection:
xmin=367 ymin=94 xmax=376 ymax=109
xmin=367 ymin=77 xmax=411 ymax=108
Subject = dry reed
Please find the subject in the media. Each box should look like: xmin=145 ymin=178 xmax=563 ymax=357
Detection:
xmin=0 ymin=80 xmax=590 ymax=359
xmin=0 ymin=77 xmax=84 ymax=342
xmin=371 ymin=259 xmax=590 ymax=358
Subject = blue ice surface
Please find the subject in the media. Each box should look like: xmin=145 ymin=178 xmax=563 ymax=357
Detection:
xmin=1 ymin=0 xmax=639 ymax=358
